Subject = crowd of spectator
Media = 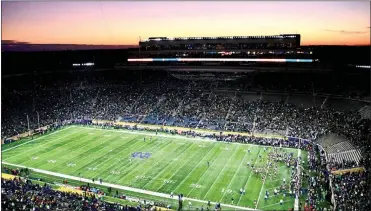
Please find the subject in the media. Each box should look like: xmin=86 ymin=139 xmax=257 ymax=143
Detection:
xmin=2 ymin=72 xmax=370 ymax=210
xmin=1 ymin=177 xmax=149 ymax=211
xmin=332 ymin=171 xmax=370 ymax=211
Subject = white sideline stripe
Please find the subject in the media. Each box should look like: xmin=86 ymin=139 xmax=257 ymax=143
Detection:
xmin=260 ymin=200 xmax=291 ymax=208
xmin=2 ymin=127 xmax=71 ymax=152
xmin=2 ymin=162 xmax=257 ymax=211
xmin=79 ymin=126 xmax=286 ymax=150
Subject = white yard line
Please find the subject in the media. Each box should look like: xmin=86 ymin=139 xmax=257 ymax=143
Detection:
xmin=2 ymin=127 xmax=72 ymax=152
xmin=260 ymin=200 xmax=292 ymax=209
xmin=90 ymin=138 xmax=161 ymax=179
xmin=2 ymin=161 xmax=257 ymax=211
xmin=236 ymin=148 xmax=261 ymax=205
xmin=142 ymin=143 xmax=193 ymax=189
xmin=173 ymin=144 xmax=217 ymax=193
xmin=116 ymin=141 xmax=174 ymax=184
xmin=255 ymin=161 xmax=270 ymax=209
xmin=2 ymin=129 xmax=81 ymax=163
xmin=23 ymin=131 xmax=109 ymax=168
xmin=220 ymin=146 xmax=250 ymax=201
xmin=185 ymin=145 xmax=226 ymax=197
xmin=69 ymin=135 xmax=146 ymax=177
xmin=154 ymin=145 xmax=202 ymax=192
xmin=127 ymin=142 xmax=181 ymax=185
xmin=203 ymin=145 xmax=241 ymax=200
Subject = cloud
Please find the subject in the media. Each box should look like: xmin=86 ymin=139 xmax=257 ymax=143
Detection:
xmin=2 ymin=40 xmax=31 ymax=45
xmin=323 ymin=29 xmax=368 ymax=34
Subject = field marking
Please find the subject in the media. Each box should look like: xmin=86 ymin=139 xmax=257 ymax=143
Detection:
xmin=78 ymin=126 xmax=286 ymax=149
xmin=2 ymin=127 xmax=71 ymax=152
xmin=5 ymin=129 xmax=81 ymax=163
xmin=173 ymin=144 xmax=218 ymax=193
xmin=220 ymin=146 xmax=251 ymax=201
xmin=141 ymin=143 xmax=193 ymax=189
xmin=5 ymin=126 xmax=303 ymax=210
xmin=70 ymin=134 xmax=145 ymax=177
xmin=30 ymin=131 xmax=113 ymax=169
xmin=260 ymin=200 xmax=291 ymax=209
xmin=236 ymin=147 xmax=262 ymax=206
xmin=2 ymin=161 xmax=256 ymax=210
xmin=255 ymin=154 xmax=271 ymax=209
xmin=155 ymin=144 xmax=213 ymax=193
xmin=119 ymin=141 xmax=176 ymax=184
xmin=99 ymin=137 xmax=166 ymax=182
xmin=202 ymin=145 xmax=241 ymax=200
xmin=3 ymin=128 xmax=81 ymax=163
xmin=116 ymin=138 xmax=180 ymax=183
xmin=63 ymin=135 xmax=136 ymax=175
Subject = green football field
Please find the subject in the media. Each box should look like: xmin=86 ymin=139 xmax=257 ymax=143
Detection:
xmin=2 ymin=126 xmax=308 ymax=210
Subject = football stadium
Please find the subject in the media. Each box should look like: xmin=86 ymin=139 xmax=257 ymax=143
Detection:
xmin=1 ymin=2 xmax=371 ymax=211
xmin=2 ymin=32 xmax=370 ymax=211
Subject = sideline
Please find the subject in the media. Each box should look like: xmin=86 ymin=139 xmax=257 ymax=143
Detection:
xmin=77 ymin=126 xmax=291 ymax=150
xmin=2 ymin=162 xmax=257 ymax=211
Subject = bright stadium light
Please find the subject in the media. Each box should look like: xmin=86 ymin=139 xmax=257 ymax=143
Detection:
xmin=127 ymin=58 xmax=313 ymax=63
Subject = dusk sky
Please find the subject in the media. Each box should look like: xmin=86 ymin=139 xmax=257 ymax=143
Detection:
xmin=2 ymin=1 xmax=370 ymax=46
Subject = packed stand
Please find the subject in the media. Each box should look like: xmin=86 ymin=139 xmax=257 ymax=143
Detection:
xmin=1 ymin=177 xmax=146 ymax=211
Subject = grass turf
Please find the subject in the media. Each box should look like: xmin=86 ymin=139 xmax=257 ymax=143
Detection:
xmin=2 ymin=125 xmax=308 ymax=210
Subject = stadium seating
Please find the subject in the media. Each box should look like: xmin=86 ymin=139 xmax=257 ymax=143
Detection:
xmin=2 ymin=72 xmax=370 ymax=211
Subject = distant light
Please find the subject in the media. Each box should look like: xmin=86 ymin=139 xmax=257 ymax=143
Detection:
xmin=84 ymin=62 xmax=94 ymax=66
xmin=128 ymin=58 xmax=313 ymax=63
xmin=356 ymin=65 xmax=370 ymax=69
xmin=72 ymin=62 xmax=94 ymax=67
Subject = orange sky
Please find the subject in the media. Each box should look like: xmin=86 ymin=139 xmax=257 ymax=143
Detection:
xmin=2 ymin=1 xmax=370 ymax=45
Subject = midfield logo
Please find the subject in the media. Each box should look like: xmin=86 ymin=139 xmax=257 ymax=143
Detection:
xmin=131 ymin=152 xmax=152 ymax=159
